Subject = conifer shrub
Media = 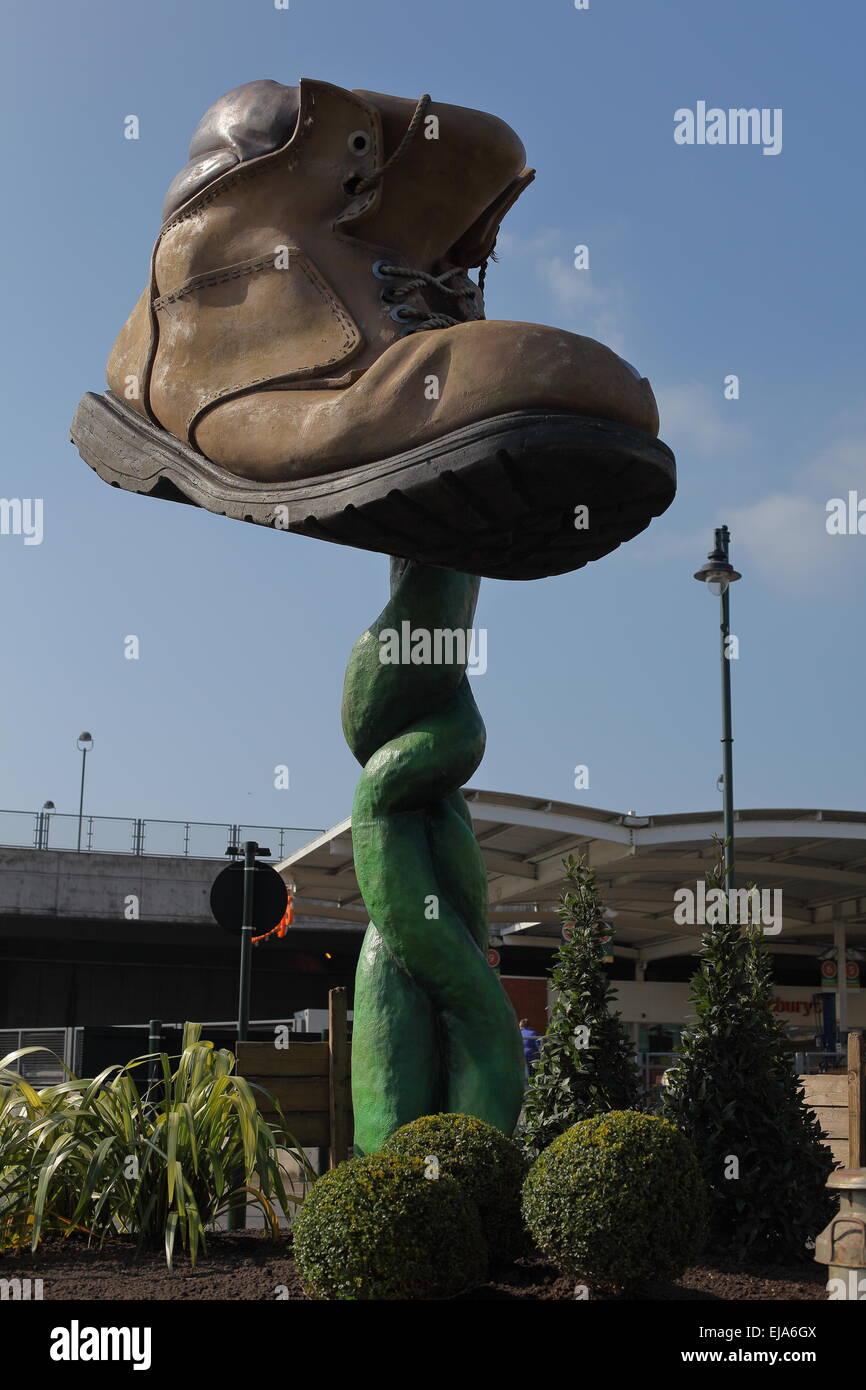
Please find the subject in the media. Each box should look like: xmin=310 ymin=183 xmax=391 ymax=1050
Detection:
xmin=663 ymin=850 xmax=835 ymax=1261
xmin=520 ymin=854 xmax=643 ymax=1159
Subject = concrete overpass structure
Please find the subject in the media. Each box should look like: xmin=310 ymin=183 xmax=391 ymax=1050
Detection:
xmin=3 ymin=792 xmax=865 ymax=1045
xmin=0 ymin=844 xmax=357 ymax=1031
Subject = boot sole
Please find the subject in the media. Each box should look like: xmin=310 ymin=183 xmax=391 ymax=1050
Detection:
xmin=70 ymin=390 xmax=676 ymax=581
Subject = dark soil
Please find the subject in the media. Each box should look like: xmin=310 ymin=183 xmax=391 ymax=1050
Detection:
xmin=3 ymin=1233 xmax=827 ymax=1301
xmin=465 ymin=1254 xmax=826 ymax=1301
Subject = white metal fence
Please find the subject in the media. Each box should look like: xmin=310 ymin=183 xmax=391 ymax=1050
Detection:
xmin=0 ymin=809 xmax=322 ymax=860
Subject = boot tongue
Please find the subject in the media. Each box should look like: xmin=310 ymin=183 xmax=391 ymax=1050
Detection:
xmin=349 ymin=88 xmax=531 ymax=268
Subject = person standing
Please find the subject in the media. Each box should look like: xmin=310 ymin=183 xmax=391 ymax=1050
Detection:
xmin=519 ymin=1018 xmax=541 ymax=1070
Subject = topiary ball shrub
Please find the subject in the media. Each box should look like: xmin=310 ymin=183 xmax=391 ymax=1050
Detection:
xmin=293 ymin=1153 xmax=487 ymax=1300
xmin=381 ymin=1112 xmax=529 ymax=1261
xmin=522 ymin=1110 xmax=709 ymax=1291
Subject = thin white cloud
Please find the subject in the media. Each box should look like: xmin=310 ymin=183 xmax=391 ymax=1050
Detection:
xmin=727 ymin=430 xmax=866 ymax=594
xmin=536 ymin=256 xmax=627 ymax=352
xmin=727 ymin=492 xmax=856 ymax=595
xmin=804 ymin=432 xmax=866 ymax=487
xmin=496 ymin=228 xmax=561 ymax=256
xmin=655 ymin=381 xmax=750 ymax=457
xmin=496 ymin=228 xmax=628 ymax=351
xmin=644 ymin=424 xmax=866 ymax=594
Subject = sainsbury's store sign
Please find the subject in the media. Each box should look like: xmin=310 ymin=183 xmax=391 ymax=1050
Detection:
xmin=771 ymin=997 xmax=822 ymax=1018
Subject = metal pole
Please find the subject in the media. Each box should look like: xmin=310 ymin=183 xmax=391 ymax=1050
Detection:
xmin=834 ymin=920 xmax=848 ymax=1046
xmin=147 ymin=1018 xmax=162 ymax=1086
xmin=718 ymin=525 xmax=735 ymax=890
xmin=231 ymin=841 xmax=257 ymax=1232
xmin=76 ymin=746 xmax=88 ymax=852
xmin=238 ymin=840 xmax=256 ymax=1043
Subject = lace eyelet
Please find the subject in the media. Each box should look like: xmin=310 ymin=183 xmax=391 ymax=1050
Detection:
xmin=343 ymin=174 xmax=366 ymax=196
xmin=380 ymin=286 xmax=403 ymax=304
xmin=390 ymin=305 xmax=416 ymax=324
xmin=347 ymin=130 xmax=371 ymax=156
xmin=372 ymin=259 xmax=396 ymax=280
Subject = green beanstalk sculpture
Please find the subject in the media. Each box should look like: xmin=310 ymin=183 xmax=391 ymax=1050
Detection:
xmin=343 ymin=557 xmax=525 ymax=1156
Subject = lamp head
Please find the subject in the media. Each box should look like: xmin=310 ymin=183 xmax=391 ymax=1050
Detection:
xmin=694 ymin=546 xmax=741 ymax=595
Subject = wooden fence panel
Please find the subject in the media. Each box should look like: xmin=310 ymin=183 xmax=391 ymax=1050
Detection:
xmin=800 ymin=1029 xmax=864 ymax=1170
xmin=236 ymin=1041 xmax=329 ymax=1076
xmin=248 ymin=1076 xmax=330 ymax=1113
xmin=810 ymin=1106 xmax=849 ymax=1140
xmin=235 ymin=992 xmax=354 ymax=1168
xmin=799 ymin=1076 xmax=847 ymax=1108
xmin=261 ymin=1112 xmax=331 ymax=1148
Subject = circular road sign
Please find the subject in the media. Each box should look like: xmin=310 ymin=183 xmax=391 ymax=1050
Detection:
xmin=210 ymin=860 xmax=289 ymax=936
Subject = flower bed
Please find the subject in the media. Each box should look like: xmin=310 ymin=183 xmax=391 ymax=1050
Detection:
xmin=1 ymin=1232 xmax=826 ymax=1301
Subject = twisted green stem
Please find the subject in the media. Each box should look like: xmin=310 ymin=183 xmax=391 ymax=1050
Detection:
xmin=343 ymin=558 xmax=525 ymax=1155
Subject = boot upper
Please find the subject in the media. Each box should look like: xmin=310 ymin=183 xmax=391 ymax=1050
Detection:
xmin=106 ymin=77 xmax=659 ymax=480
xmin=109 ymin=78 xmax=534 ymax=445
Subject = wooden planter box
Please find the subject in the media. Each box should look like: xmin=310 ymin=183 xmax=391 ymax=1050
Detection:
xmin=799 ymin=1030 xmax=864 ymax=1169
xmin=236 ymin=987 xmax=353 ymax=1169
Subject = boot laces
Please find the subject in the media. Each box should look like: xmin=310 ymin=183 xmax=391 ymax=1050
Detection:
xmin=375 ymin=262 xmax=482 ymax=333
xmin=355 ymin=93 xmax=491 ymax=332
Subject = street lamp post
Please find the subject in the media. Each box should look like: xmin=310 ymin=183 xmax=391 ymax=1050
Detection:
xmin=694 ymin=526 xmax=742 ymax=890
xmin=76 ymin=732 xmax=94 ymax=851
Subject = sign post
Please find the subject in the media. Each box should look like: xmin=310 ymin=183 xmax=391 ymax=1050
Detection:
xmin=210 ymin=842 xmax=288 ymax=1042
xmin=238 ymin=840 xmax=256 ymax=1043
xmin=210 ymin=841 xmax=288 ymax=1231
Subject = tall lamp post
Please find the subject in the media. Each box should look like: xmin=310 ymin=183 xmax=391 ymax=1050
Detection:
xmin=76 ymin=732 xmax=94 ymax=851
xmin=694 ymin=527 xmax=742 ymax=890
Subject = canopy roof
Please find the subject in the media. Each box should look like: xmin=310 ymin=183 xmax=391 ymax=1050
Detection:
xmin=275 ymin=789 xmax=866 ymax=961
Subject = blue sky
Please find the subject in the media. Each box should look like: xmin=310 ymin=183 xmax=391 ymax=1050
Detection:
xmin=2 ymin=0 xmax=864 ymax=837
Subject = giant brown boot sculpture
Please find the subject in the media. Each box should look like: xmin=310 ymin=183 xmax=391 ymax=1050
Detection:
xmin=71 ymin=77 xmax=675 ymax=580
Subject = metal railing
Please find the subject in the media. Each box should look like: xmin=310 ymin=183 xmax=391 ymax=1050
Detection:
xmin=0 ymin=809 xmax=323 ymax=861
xmin=794 ymin=1050 xmax=848 ymax=1074
xmin=638 ymin=1048 xmax=850 ymax=1090
xmin=0 ymin=1028 xmax=76 ymax=1084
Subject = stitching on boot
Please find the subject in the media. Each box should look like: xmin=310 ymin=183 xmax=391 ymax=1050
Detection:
xmin=153 ymin=253 xmax=298 ymax=308
xmin=164 ymin=159 xmax=286 ymax=229
xmin=184 ymin=253 xmax=363 ymax=441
